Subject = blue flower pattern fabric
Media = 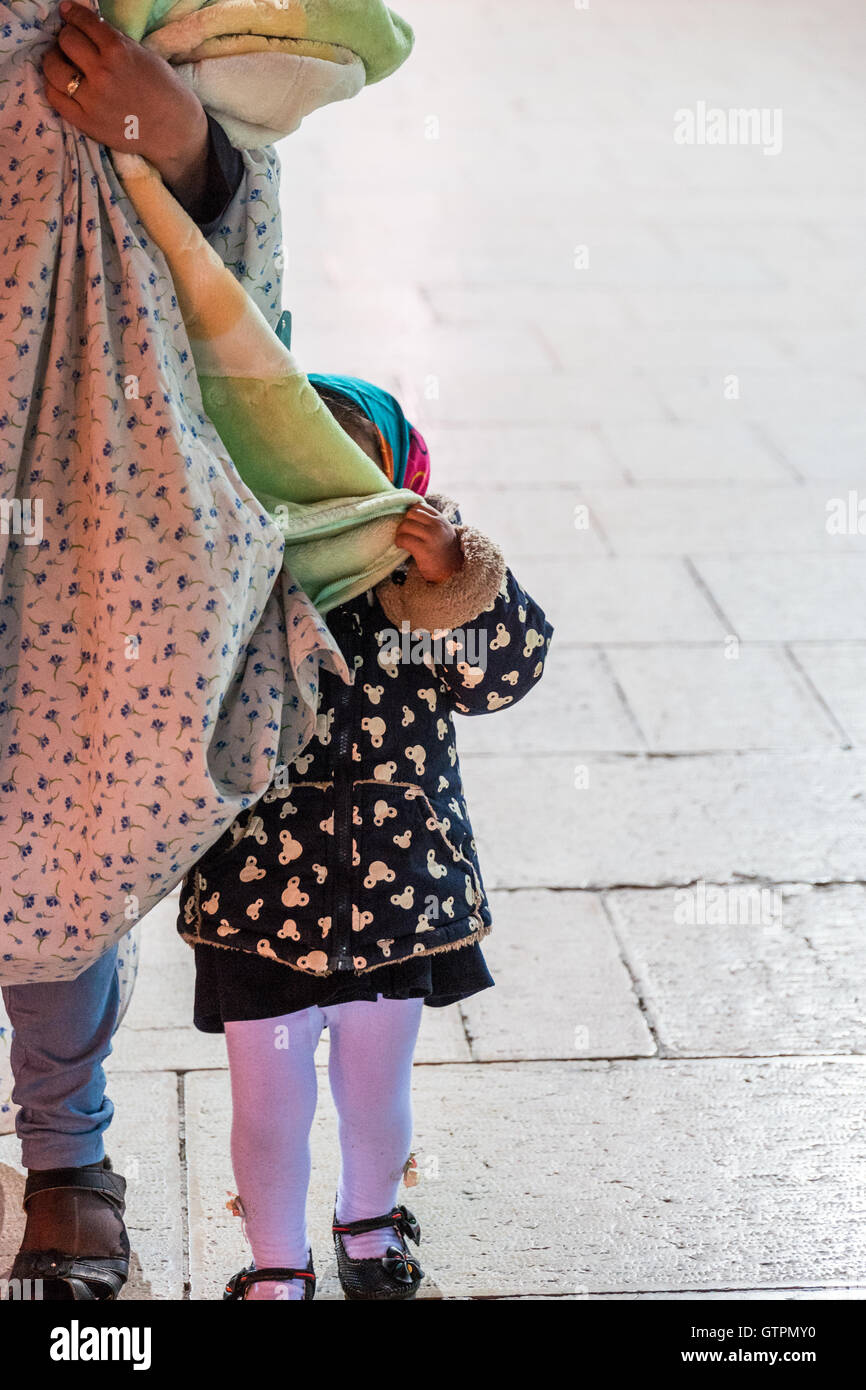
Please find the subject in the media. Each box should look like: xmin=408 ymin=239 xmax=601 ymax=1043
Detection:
xmin=0 ymin=1 xmax=348 ymax=983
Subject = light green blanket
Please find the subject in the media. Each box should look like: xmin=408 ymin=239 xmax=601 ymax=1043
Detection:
xmin=112 ymin=0 xmax=417 ymax=613
xmin=0 ymin=0 xmax=414 ymax=982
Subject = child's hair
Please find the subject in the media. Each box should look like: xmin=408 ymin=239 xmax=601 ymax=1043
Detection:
xmin=316 ymin=383 xmax=385 ymax=470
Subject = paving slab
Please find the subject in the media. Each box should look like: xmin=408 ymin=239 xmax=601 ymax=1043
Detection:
xmin=293 ymin=321 xmax=551 ymax=379
xmin=460 ymin=890 xmax=654 ymax=1061
xmin=651 ymin=369 xmax=866 ymax=430
xmin=622 ymin=286 xmax=855 ymax=331
xmin=557 ymin=234 xmax=774 ymax=294
xmin=420 ymin=424 xmax=622 ymax=489
xmin=402 ymin=369 xmax=665 ymax=429
xmin=450 ymin=487 xmax=608 ymax=558
xmin=483 ymin=1287 xmax=866 ymax=1300
xmin=782 ymin=326 xmax=866 ymax=373
xmin=186 ymin=1057 xmax=866 ymax=1300
xmin=789 ymin=643 xmax=866 ymax=745
xmin=0 ymin=1072 xmax=183 ymax=1299
xmin=184 ymin=1071 xmax=238 ymax=1303
xmin=545 ymin=322 xmax=788 ymax=372
xmin=108 ymin=893 xmax=226 ymax=1074
xmin=605 ymin=645 xmax=837 ymax=751
xmin=459 ymin=751 xmax=866 ymax=889
xmin=314 ymin=202 xmax=601 ymax=290
xmin=588 ymin=486 xmax=866 ymax=557
xmin=266 ymin=1057 xmax=866 ymax=1298
xmin=510 ymin=556 xmax=725 ymax=645
xmin=570 ymin=1288 xmax=866 ymax=1302
xmin=287 ymin=283 xmax=434 ymax=337
xmin=456 ymin=646 xmax=643 ymax=757
xmin=693 ymin=556 xmax=866 ymax=641
xmin=425 ymin=286 xmax=631 ymax=339
xmin=109 ymin=1027 xmax=228 ymax=1075
xmin=600 ymin=423 xmax=789 ymax=484
xmin=760 ymin=420 xmax=866 ymax=483
xmin=607 ymin=884 xmax=866 ymax=1057
xmin=0 ymin=1159 xmax=26 ymax=1282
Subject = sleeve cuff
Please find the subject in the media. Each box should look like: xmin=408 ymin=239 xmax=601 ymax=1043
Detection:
xmin=190 ymin=113 xmax=245 ymax=236
xmin=375 ymin=524 xmax=507 ymax=635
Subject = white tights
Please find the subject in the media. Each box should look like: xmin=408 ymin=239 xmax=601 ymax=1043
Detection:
xmin=224 ymin=994 xmax=423 ymax=1300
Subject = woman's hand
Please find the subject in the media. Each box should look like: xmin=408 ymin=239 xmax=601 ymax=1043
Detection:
xmin=42 ymin=2 xmax=209 ymax=206
xmin=394 ymin=502 xmax=465 ymax=584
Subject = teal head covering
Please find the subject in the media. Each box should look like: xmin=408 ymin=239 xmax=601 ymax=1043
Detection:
xmin=273 ymin=310 xmax=428 ymax=492
xmin=308 ymin=372 xmax=412 ymax=488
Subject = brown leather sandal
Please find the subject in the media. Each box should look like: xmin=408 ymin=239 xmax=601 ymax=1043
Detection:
xmin=6 ymin=1157 xmax=130 ymax=1301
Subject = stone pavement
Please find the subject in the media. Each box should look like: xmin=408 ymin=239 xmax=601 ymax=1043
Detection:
xmin=3 ymin=0 xmax=866 ymax=1299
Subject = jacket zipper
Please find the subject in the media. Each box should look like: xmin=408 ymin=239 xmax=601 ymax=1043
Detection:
xmin=328 ymin=664 xmax=355 ymax=972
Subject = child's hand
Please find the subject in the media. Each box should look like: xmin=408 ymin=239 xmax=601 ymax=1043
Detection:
xmin=394 ymin=502 xmax=464 ymax=584
xmin=42 ymin=3 xmax=209 ymax=203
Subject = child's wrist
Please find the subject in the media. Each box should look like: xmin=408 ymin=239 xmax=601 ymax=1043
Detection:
xmin=424 ymin=536 xmax=464 ymax=584
xmin=439 ymin=550 xmax=465 ymax=583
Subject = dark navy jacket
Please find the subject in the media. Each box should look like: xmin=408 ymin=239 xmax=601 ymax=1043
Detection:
xmin=178 ymin=517 xmax=553 ymax=977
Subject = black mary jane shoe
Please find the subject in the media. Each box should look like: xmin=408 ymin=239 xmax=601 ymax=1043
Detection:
xmin=7 ymin=1158 xmax=130 ymax=1301
xmin=332 ymin=1205 xmax=423 ymax=1301
xmin=224 ymin=1253 xmax=316 ymax=1301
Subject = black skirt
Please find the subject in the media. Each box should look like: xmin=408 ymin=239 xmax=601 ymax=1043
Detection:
xmin=193 ymin=939 xmax=495 ymax=1033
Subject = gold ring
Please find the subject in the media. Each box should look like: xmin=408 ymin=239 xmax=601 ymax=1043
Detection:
xmin=66 ymin=71 xmax=82 ymax=97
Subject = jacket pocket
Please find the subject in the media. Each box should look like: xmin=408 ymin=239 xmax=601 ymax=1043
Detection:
xmin=351 ymin=778 xmax=484 ymax=962
xmin=192 ymin=781 xmax=335 ymax=971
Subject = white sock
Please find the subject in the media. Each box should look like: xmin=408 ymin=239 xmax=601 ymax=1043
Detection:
xmin=225 ymin=1005 xmax=323 ymax=1300
xmin=224 ymin=993 xmax=423 ymax=1292
xmin=326 ymin=995 xmax=423 ymax=1259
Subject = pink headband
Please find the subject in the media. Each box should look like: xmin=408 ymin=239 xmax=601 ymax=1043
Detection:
xmin=404 ymin=426 xmax=431 ymax=496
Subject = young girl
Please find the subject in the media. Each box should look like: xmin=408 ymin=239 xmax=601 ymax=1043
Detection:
xmin=177 ymin=377 xmax=554 ymax=1300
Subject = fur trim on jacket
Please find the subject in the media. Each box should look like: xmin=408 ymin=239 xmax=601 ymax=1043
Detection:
xmin=375 ymin=493 xmax=507 ymax=636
